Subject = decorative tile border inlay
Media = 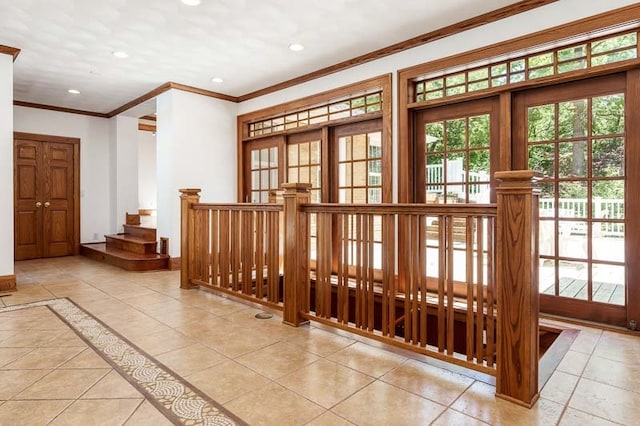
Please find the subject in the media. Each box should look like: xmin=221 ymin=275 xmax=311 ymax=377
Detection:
xmin=0 ymin=298 xmax=246 ymax=426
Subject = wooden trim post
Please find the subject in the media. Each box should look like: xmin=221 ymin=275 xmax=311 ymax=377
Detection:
xmin=495 ymin=171 xmax=541 ymax=407
xmin=282 ymin=183 xmax=311 ymax=326
xmin=179 ymin=188 xmax=201 ymax=289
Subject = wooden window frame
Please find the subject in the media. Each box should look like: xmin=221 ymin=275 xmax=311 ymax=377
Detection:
xmin=237 ymin=74 xmax=392 ymax=203
xmin=399 ymin=4 xmax=640 ymax=327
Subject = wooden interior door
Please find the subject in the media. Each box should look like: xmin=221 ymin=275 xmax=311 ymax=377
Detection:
xmin=14 ymin=133 xmax=80 ymax=260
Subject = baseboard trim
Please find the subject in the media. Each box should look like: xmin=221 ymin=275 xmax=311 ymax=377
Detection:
xmin=0 ymin=274 xmax=17 ymax=292
xmin=169 ymin=257 xmax=181 ymax=271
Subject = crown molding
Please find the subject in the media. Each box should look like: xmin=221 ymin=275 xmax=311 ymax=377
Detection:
xmin=168 ymin=82 xmax=239 ymax=103
xmin=13 ymin=100 xmax=109 ymax=118
xmin=106 ymin=82 xmax=172 ymax=117
xmin=0 ymin=45 xmax=20 ymax=61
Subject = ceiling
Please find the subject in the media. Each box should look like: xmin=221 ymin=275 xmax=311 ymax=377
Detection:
xmin=0 ymin=0 xmax=525 ymax=114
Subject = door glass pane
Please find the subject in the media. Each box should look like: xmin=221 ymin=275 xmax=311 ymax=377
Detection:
xmin=287 ymin=138 xmax=322 ymax=201
xmin=248 ymin=144 xmax=279 ymax=203
xmin=338 ymin=130 xmax=382 ymax=204
xmin=558 ymin=141 xmax=587 ymax=178
xmin=424 ymin=113 xmax=490 ymax=204
xmin=558 ymin=99 xmax=587 ymax=139
xmin=528 ymin=91 xmax=625 ymax=306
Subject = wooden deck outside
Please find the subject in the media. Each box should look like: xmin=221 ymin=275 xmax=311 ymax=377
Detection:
xmin=541 ymin=277 xmax=624 ymax=305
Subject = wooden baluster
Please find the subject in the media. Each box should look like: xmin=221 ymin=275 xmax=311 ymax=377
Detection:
xmin=268 ymin=210 xmax=278 ymax=303
xmin=367 ymin=214 xmax=375 ymax=332
xmin=495 ymin=170 xmax=542 ymax=407
xmin=487 ymin=216 xmax=496 ymax=368
xmin=355 ymin=213 xmax=363 ymax=329
xmin=316 ymin=212 xmax=329 ymax=318
xmin=231 ymin=210 xmax=240 ymax=291
xmin=410 ymin=214 xmax=419 ymax=344
xmin=282 ymin=183 xmax=311 ymax=326
xmin=211 ymin=210 xmax=219 ymax=287
xmin=324 ymin=213 xmax=333 ymax=320
xmin=219 ymin=210 xmax=230 ymax=288
xmin=475 ymin=217 xmax=485 ymax=365
xmin=341 ymin=213 xmax=350 ymax=325
xmin=419 ymin=214 xmax=427 ymax=347
xmin=437 ymin=216 xmax=446 ymax=352
xmin=241 ymin=210 xmax=253 ymax=295
xmin=255 ymin=211 xmax=264 ymax=300
xmin=201 ymin=209 xmax=210 ymax=282
xmin=179 ymin=188 xmax=201 ymax=289
xmin=466 ymin=215 xmax=474 ymax=362
xmin=446 ymin=216 xmax=455 ymax=355
xmin=335 ymin=213 xmax=344 ymax=323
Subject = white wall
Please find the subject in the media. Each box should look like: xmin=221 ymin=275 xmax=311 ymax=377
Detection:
xmin=138 ymin=131 xmax=157 ymax=211
xmin=0 ymin=54 xmax=14 ymax=276
xmin=110 ymin=116 xmax=139 ymax=232
xmin=156 ymin=89 xmax=237 ymax=257
xmin=13 ymin=106 xmax=111 ymax=243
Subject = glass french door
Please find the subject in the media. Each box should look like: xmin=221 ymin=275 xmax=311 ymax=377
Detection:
xmin=513 ymin=74 xmax=629 ymax=325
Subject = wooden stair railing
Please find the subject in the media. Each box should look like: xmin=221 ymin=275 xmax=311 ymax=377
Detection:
xmin=179 ymin=171 xmax=541 ymax=408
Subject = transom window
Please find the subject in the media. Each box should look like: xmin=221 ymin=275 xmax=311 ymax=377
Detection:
xmin=249 ymin=91 xmax=382 ymax=137
xmin=414 ymin=30 xmax=638 ymax=103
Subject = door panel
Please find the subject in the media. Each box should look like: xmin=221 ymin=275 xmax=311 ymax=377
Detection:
xmin=44 ymin=142 xmax=75 ymax=257
xmin=14 ymin=135 xmax=78 ymax=261
xmin=513 ymin=74 xmax=628 ymax=325
xmin=14 ymin=140 xmax=43 ymax=260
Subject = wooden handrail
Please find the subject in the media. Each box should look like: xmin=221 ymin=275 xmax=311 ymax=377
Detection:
xmin=301 ymin=203 xmax=496 ymax=216
xmin=192 ymin=203 xmax=283 ymax=211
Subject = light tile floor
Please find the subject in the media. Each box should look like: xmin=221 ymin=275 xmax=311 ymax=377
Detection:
xmin=1 ymin=256 xmax=639 ymax=425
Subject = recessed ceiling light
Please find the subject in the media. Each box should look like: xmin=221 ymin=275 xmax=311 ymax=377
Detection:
xmin=181 ymin=0 xmax=201 ymax=5
xmin=112 ymin=51 xmax=129 ymax=59
xmin=211 ymin=77 xmax=223 ymax=83
xmin=67 ymin=89 xmax=80 ymax=95
xmin=289 ymin=43 xmax=304 ymax=52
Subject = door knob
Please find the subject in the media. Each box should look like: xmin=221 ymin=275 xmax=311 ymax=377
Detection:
xmin=35 ymin=202 xmax=42 ymax=208
xmin=44 ymin=202 xmax=50 ymax=208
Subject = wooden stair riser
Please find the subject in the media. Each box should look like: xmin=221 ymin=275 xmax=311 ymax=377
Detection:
xmin=122 ymin=225 xmax=157 ymax=241
xmin=80 ymin=244 xmax=169 ymax=272
xmin=105 ymin=235 xmax=157 ymax=254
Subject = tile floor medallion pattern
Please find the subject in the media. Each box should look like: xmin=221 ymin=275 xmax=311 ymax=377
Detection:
xmin=0 ymin=298 xmax=246 ymax=426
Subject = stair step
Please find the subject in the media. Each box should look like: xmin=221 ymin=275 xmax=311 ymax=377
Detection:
xmin=105 ymin=234 xmax=157 ymax=254
xmin=122 ymin=224 xmax=157 ymax=241
xmin=80 ymin=243 xmax=169 ymax=271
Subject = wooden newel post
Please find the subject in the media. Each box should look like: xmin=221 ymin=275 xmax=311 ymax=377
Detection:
xmin=282 ymin=182 xmax=311 ymax=327
xmin=495 ymin=170 xmax=542 ymax=408
xmin=179 ymin=188 xmax=201 ymax=290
